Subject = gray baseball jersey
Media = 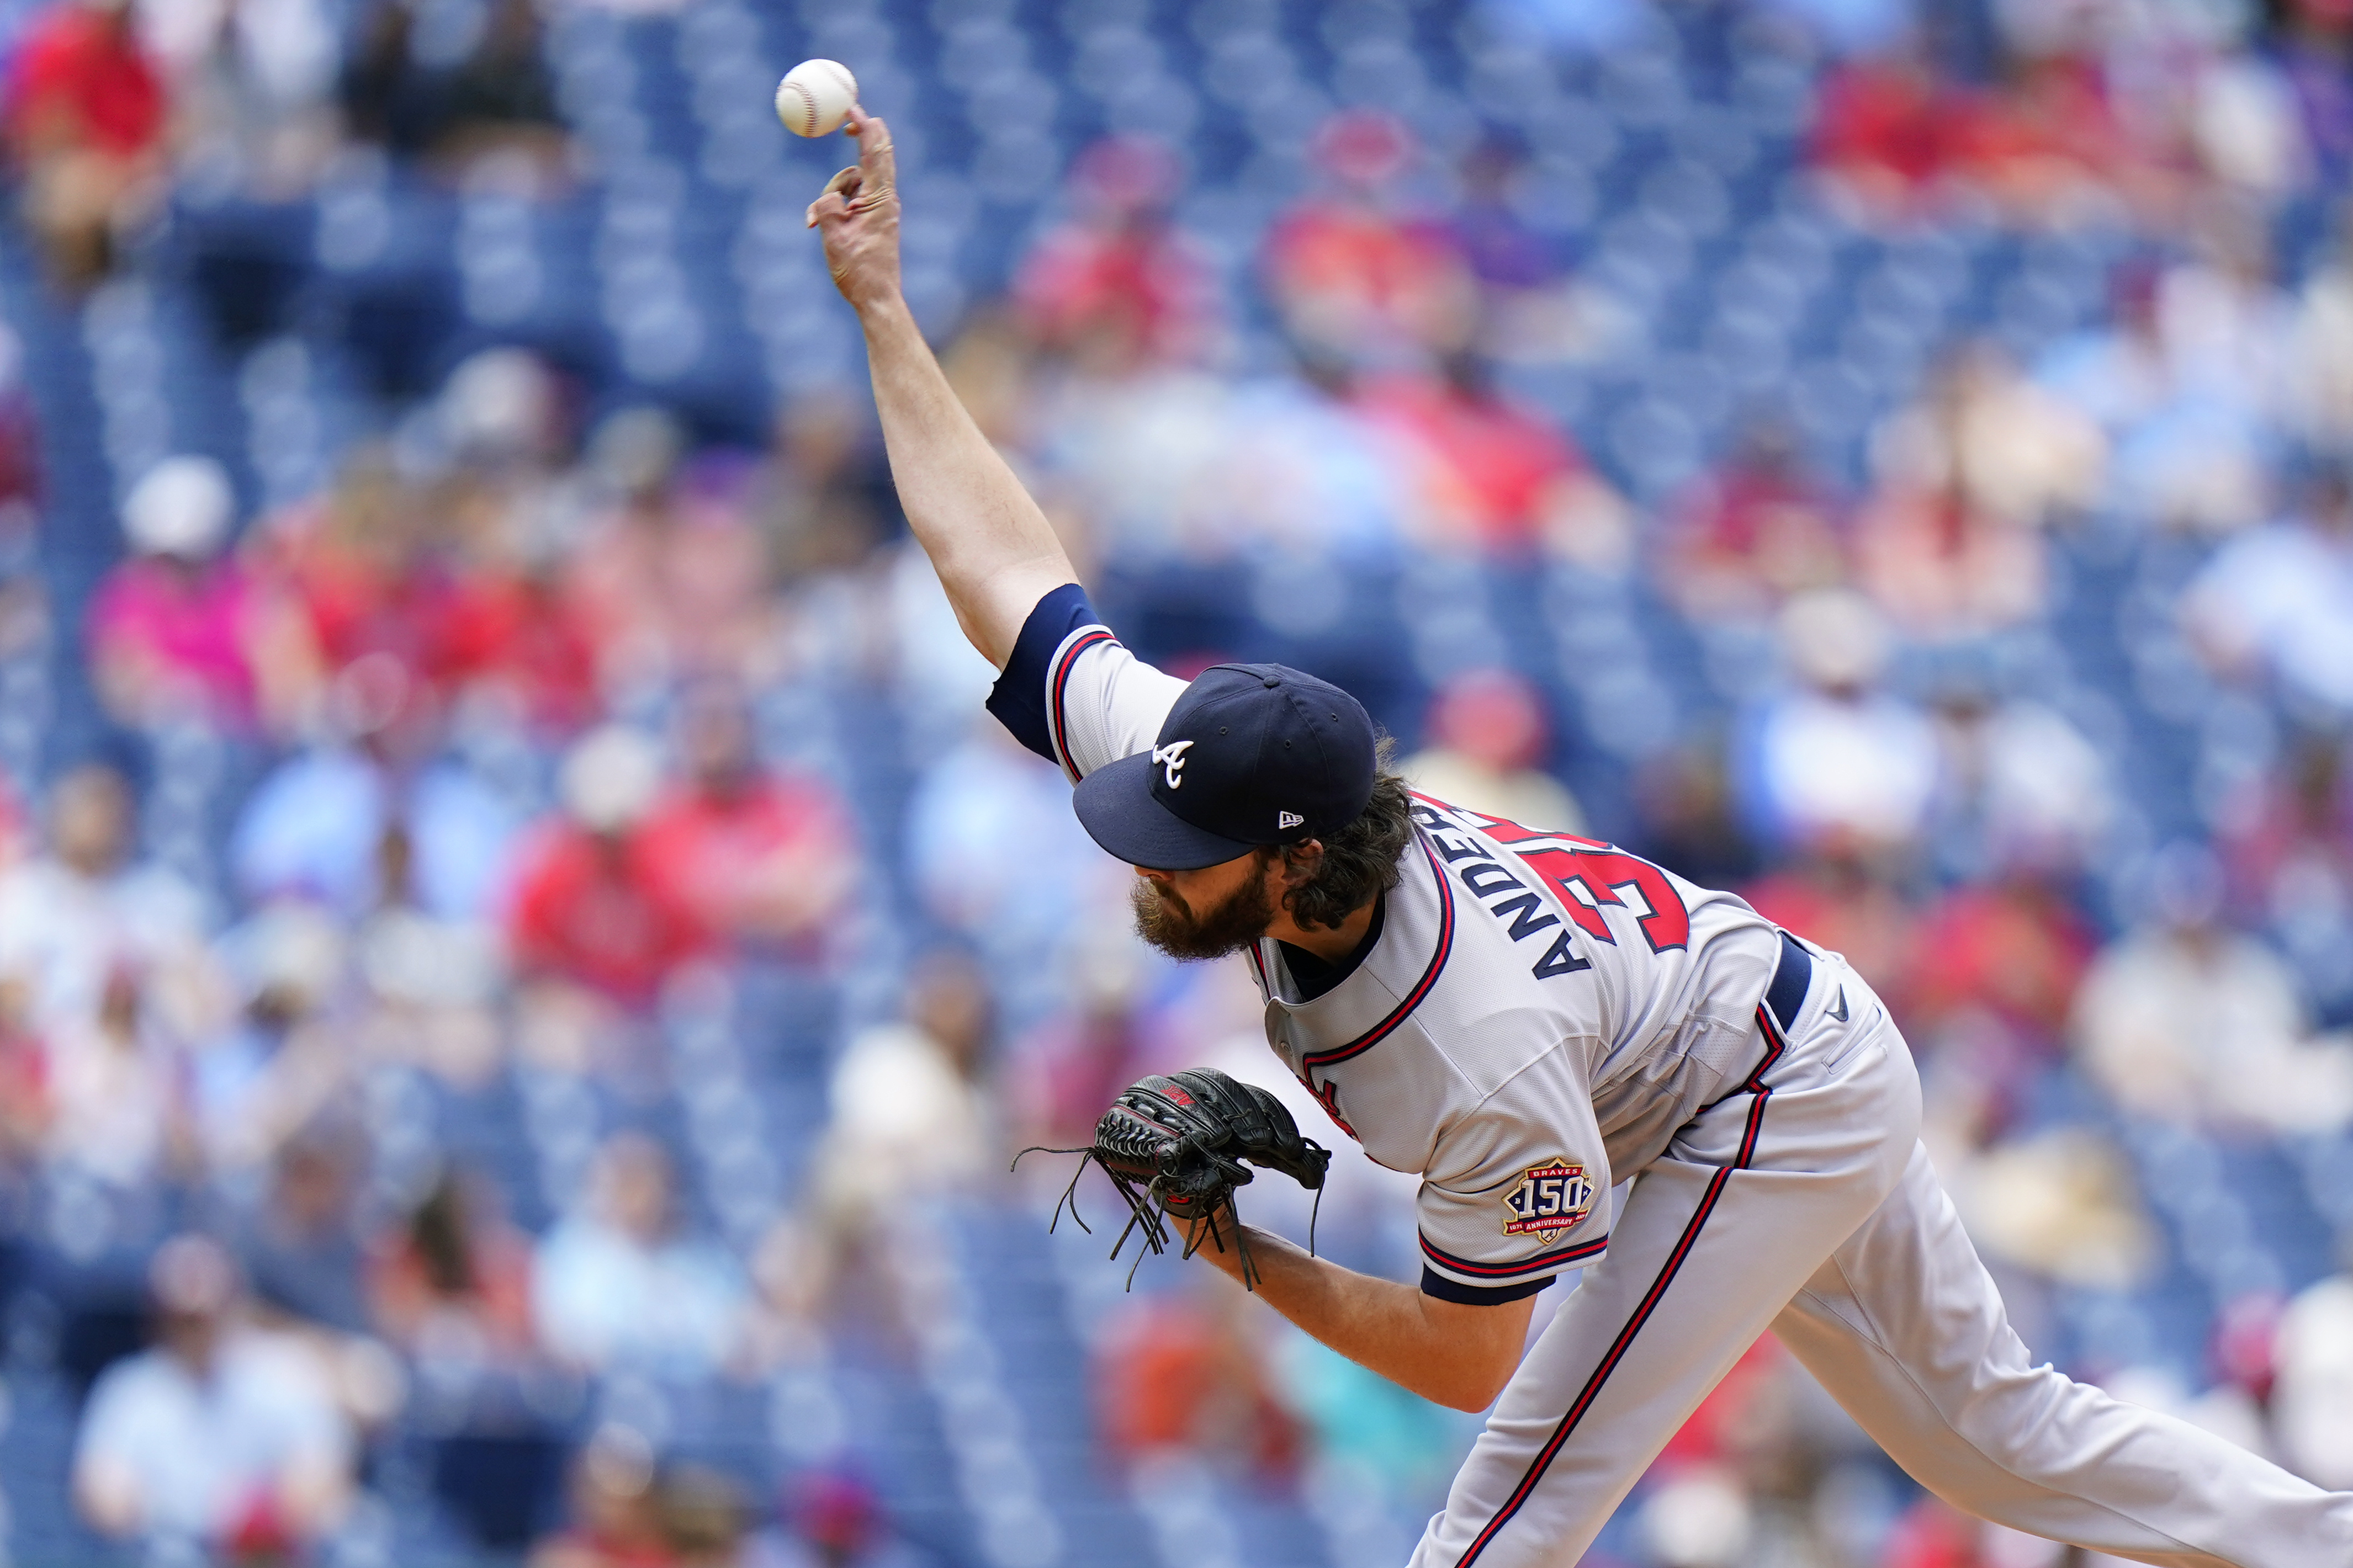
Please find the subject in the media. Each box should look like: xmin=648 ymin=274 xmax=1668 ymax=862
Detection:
xmin=986 ymin=584 xmax=1780 ymax=1303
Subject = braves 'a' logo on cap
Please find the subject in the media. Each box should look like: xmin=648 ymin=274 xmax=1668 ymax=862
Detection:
xmin=1152 ymin=739 xmax=1194 ymax=789
xmin=1279 ymin=811 xmax=1305 ymax=830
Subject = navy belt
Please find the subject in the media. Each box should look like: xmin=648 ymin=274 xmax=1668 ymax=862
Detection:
xmin=1764 ymin=930 xmax=1812 ymax=1034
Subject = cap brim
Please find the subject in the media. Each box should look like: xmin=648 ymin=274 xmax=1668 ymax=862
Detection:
xmin=1072 ymin=751 xmax=1260 ymax=871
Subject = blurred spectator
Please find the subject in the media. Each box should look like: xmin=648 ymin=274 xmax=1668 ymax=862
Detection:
xmin=1737 ymin=589 xmax=1938 ymax=858
xmin=1660 ymin=416 xmax=1847 ymax=624
xmin=769 ymin=1469 xmax=923 ymax=1568
xmin=1014 ymin=135 xmax=1219 ymax=373
xmin=1741 ymin=842 xmax=1923 ymax=1013
xmin=43 ymin=960 xmax=186 ymax=1190
xmin=1445 ymin=136 xmax=1625 ymax=366
xmin=530 ymin=1423 xmax=669 ymax=1568
xmin=533 ymin=1131 xmax=749 ymax=1378
xmin=565 ymin=413 xmax=778 ymax=694
xmin=1905 ymin=867 xmax=2097 ymax=1136
xmin=1925 ymin=680 xmax=2114 ymax=879
xmin=1208 ymin=339 xmax=1413 ymax=565
xmin=238 ymin=1132 xmax=370 ymax=1335
xmin=1092 ymin=1284 xmax=1301 ymax=1477
xmin=813 ymin=952 xmax=994 ymax=1235
xmin=507 ymin=725 xmax=709 ymax=1008
xmin=1944 ymin=1124 xmax=2157 ymax=1291
xmin=2037 ymin=261 xmax=2272 ymax=535
xmin=0 ymin=322 xmax=47 ymax=655
xmin=73 ymin=1235 xmax=356 ymax=1553
xmin=2267 ymin=0 xmax=2353 ymax=180
xmin=1857 ymin=343 xmax=2097 ymax=637
xmin=757 ymin=390 xmax=899 ymax=584
xmin=343 ymin=812 xmax=506 ymax=1085
xmin=1633 ymin=738 xmax=1760 ymax=892
xmin=190 ymin=901 xmax=350 ymax=1180
xmin=2072 ymin=846 xmax=2353 ymax=1131
xmin=2219 ymin=731 xmax=2353 ymax=1016
xmin=1009 ymin=932 xmax=1150 ymax=1149
xmin=436 ymin=465 xmax=605 ymax=741
xmin=251 ymin=444 xmax=444 ymax=724
xmin=230 ymin=654 xmax=520 ymax=922
xmin=655 ymin=1464 xmax=748 ymax=1568
xmin=89 ymin=455 xmax=288 ymax=733
xmin=1807 ymin=38 xmax=1975 ymax=222
xmin=1264 ymin=111 xmax=1476 ymax=364
xmin=2275 ymin=1263 xmax=2353 ymax=1491
xmin=340 ymin=0 xmax=566 ymax=183
xmin=159 ymin=0 xmax=341 ymax=199
xmin=1361 ymin=352 xmax=1629 ymax=562
xmin=635 ymin=682 xmax=858 ymax=959
xmin=1276 ymin=1332 xmax=1464 ymax=1500
xmin=1400 ymin=668 xmax=1584 ymax=832
xmin=3 ymin=0 xmax=168 ymax=290
xmin=2182 ymin=460 xmax=2353 ymax=715
xmin=0 ymin=762 xmax=219 ymax=1039
xmin=369 ymin=1167 xmax=535 ymax=1367
xmin=905 ymin=717 xmax=1108 ymax=1020
xmin=2290 ymin=204 xmax=2353 ymax=454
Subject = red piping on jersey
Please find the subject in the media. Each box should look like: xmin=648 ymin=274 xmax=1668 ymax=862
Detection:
xmin=1297 ymin=831 xmax=1454 ymax=1071
xmin=1421 ymin=1230 xmax=1611 ymax=1280
xmin=1454 ymin=1008 xmax=1786 ymax=1568
xmin=1046 ymin=627 xmax=1117 ymax=783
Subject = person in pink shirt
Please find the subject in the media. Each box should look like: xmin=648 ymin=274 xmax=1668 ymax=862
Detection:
xmin=88 ymin=456 xmax=281 ymax=733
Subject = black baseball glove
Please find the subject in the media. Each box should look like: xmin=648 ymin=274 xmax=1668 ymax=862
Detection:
xmin=1016 ymin=1067 xmax=1332 ymax=1290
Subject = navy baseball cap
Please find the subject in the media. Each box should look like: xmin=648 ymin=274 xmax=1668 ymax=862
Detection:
xmin=1073 ymin=663 xmax=1377 ymax=870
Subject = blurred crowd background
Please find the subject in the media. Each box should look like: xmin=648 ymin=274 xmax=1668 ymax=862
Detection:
xmin=0 ymin=0 xmax=2347 ymax=1563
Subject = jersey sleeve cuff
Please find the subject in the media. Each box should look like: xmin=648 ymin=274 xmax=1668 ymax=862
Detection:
xmin=1417 ymin=1230 xmax=1609 ymax=1298
xmin=1420 ymin=1267 xmax=1556 ymax=1305
xmin=984 ymin=582 xmax=1108 ymax=772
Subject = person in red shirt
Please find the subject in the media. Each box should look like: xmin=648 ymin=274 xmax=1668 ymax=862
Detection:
xmin=633 ymin=683 xmax=857 ymax=963
xmin=3 ymin=0 xmax=167 ymax=289
xmin=506 ymin=726 xmax=708 ymax=1009
xmin=1660 ymin=417 xmax=1848 ymax=623
xmin=1263 ymin=110 xmax=1478 ymax=363
xmin=1359 ymin=351 xmax=1625 ymax=558
xmin=1808 ymin=44 xmax=1967 ymax=220
xmin=1013 ymin=135 xmax=1220 ymax=373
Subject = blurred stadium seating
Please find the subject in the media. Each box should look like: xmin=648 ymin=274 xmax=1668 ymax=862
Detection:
xmin=0 ymin=0 xmax=2346 ymax=1564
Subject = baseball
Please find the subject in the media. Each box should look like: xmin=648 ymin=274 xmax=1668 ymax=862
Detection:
xmin=775 ymin=59 xmax=857 ymax=138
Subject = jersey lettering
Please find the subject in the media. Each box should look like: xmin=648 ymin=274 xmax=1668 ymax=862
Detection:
xmin=1487 ymin=891 xmax=1561 ymax=943
xmin=1531 ymin=929 xmax=1592 ymax=980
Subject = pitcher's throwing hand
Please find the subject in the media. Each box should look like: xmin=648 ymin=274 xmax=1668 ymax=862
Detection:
xmin=806 ymin=112 xmax=899 ymax=313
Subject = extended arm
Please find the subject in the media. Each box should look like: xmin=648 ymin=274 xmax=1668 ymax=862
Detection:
xmin=807 ymin=114 xmax=1075 ymax=669
xmin=1190 ymin=1216 xmax=1536 ymax=1413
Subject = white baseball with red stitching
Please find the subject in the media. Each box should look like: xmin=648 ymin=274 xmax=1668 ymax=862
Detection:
xmin=774 ymin=59 xmax=857 ymax=138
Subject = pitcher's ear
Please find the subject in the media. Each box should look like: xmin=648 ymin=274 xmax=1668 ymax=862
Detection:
xmin=1276 ymin=840 xmax=1325 ymax=889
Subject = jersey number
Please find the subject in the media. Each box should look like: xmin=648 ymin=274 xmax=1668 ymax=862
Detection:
xmin=1471 ymin=812 xmax=1693 ymax=954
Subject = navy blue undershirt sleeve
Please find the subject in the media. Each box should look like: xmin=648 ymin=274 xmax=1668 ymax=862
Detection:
xmin=984 ymin=582 xmax=1102 ymax=764
xmin=1419 ymin=1267 xmax=1557 ymax=1306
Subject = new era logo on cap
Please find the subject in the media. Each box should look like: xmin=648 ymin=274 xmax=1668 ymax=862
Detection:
xmin=1072 ymin=663 xmax=1377 ymax=871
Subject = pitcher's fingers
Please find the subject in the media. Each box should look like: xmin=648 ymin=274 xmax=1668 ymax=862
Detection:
xmin=851 ymin=111 xmax=895 ymax=191
xmin=804 ymin=166 xmax=863 ymax=227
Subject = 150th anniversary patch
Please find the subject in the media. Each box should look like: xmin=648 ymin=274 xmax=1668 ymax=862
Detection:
xmin=1503 ymin=1159 xmax=1596 ymax=1243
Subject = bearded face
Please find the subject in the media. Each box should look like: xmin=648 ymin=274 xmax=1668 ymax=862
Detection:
xmin=1130 ymin=853 xmax=1278 ymax=960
